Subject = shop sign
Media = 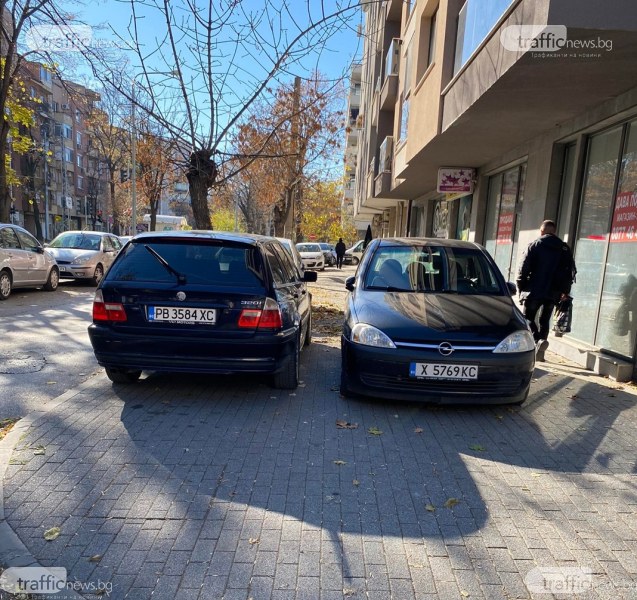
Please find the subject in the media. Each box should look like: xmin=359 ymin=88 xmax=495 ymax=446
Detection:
xmin=496 ymin=212 xmax=514 ymax=245
xmin=610 ymin=191 xmax=637 ymax=243
xmin=437 ymin=168 xmax=475 ymax=194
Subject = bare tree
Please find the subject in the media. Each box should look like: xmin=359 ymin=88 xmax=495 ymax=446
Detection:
xmin=84 ymin=0 xmax=362 ymax=229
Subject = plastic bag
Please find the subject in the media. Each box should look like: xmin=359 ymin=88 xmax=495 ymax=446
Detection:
xmin=553 ymin=297 xmax=572 ymax=334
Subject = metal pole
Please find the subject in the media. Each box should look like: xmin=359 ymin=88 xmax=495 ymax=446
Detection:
xmin=43 ymin=134 xmax=50 ymax=240
xmin=131 ymin=81 xmax=137 ymax=236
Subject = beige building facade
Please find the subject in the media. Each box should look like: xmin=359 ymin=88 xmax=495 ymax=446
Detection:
xmin=352 ymin=0 xmax=637 ymax=379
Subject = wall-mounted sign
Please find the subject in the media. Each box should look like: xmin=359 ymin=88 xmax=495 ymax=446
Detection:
xmin=610 ymin=191 xmax=637 ymax=243
xmin=437 ymin=168 xmax=475 ymax=194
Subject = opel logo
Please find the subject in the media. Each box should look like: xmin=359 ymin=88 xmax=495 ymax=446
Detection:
xmin=176 ymin=291 xmax=187 ymax=302
xmin=438 ymin=342 xmax=454 ymax=356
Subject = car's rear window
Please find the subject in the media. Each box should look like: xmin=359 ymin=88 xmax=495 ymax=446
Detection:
xmin=107 ymin=241 xmax=266 ymax=287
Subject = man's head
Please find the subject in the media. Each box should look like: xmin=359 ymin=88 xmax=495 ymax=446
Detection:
xmin=338 ymin=238 xmax=343 ymax=242
xmin=540 ymin=220 xmax=557 ymax=235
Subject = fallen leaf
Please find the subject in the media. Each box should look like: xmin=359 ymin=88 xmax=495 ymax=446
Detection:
xmin=414 ymin=427 xmax=424 ymax=434
xmin=89 ymin=555 xmax=102 ymax=562
xmin=461 ymin=591 xmax=470 ymax=598
xmin=425 ymin=504 xmax=436 ymax=512
xmin=33 ymin=445 xmax=46 ymax=456
xmin=44 ymin=527 xmax=61 ymax=541
xmin=531 ymin=472 xmax=542 ymax=478
xmin=444 ymin=498 xmax=460 ymax=509
xmin=367 ymin=427 xmax=383 ymax=435
xmin=352 ymin=479 xmax=360 ymax=486
xmin=46 ymin=381 xmax=57 ymax=385
xmin=495 ymin=415 xmax=504 ymax=420
xmin=333 ymin=460 xmax=347 ymax=466
xmin=248 ymin=538 xmax=259 ymax=545
xmin=336 ymin=420 xmax=358 ymax=429
xmin=469 ymin=444 xmax=486 ymax=452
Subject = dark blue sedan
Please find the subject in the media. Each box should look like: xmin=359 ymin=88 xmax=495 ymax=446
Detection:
xmin=88 ymin=231 xmax=316 ymax=388
xmin=340 ymin=238 xmax=535 ymax=405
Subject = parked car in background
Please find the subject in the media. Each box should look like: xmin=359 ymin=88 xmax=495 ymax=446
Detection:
xmin=0 ymin=223 xmax=59 ymax=300
xmin=276 ymin=237 xmax=305 ymax=275
xmin=318 ymin=242 xmax=337 ymax=267
xmin=343 ymin=239 xmax=365 ymax=265
xmin=119 ymin=235 xmax=133 ymax=245
xmin=340 ymin=237 xmax=535 ymax=405
xmin=296 ymin=242 xmax=325 ymax=271
xmin=88 ymin=231 xmax=317 ymax=388
xmin=46 ymin=231 xmax=123 ymax=285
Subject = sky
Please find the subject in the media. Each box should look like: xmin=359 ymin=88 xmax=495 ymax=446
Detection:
xmin=57 ymin=0 xmax=365 ymax=145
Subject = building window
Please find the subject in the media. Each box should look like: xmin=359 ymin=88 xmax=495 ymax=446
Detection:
xmin=76 ymin=131 xmax=82 ymax=147
xmin=39 ymin=66 xmax=51 ymax=83
xmin=77 ymin=154 xmax=82 ymax=168
xmin=77 ymin=176 xmax=84 ymax=190
xmin=62 ymin=124 xmax=72 ymax=139
xmin=398 ymin=96 xmax=409 ymax=143
xmin=417 ymin=7 xmax=438 ymax=82
xmin=64 ymin=147 xmax=73 ymax=163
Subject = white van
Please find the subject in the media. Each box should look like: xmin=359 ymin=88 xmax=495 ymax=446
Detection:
xmin=344 ymin=239 xmax=365 ymax=265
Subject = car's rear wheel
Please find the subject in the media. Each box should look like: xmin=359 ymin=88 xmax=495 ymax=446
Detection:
xmin=0 ymin=270 xmax=12 ymax=300
xmin=351 ymin=256 xmax=360 ymax=266
xmin=304 ymin=311 xmax=312 ymax=346
xmin=92 ymin=264 xmax=104 ymax=286
xmin=105 ymin=368 xmax=142 ymax=384
xmin=44 ymin=267 xmax=59 ymax=291
xmin=273 ymin=338 xmax=299 ymax=389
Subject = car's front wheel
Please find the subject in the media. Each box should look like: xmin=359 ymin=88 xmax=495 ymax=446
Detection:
xmin=273 ymin=339 xmax=299 ymax=389
xmin=351 ymin=256 xmax=360 ymax=266
xmin=105 ymin=368 xmax=142 ymax=384
xmin=44 ymin=267 xmax=59 ymax=291
xmin=0 ymin=270 xmax=12 ymax=300
xmin=340 ymin=368 xmax=353 ymax=397
xmin=92 ymin=264 xmax=104 ymax=286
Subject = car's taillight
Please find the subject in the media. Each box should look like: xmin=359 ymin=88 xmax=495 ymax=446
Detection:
xmin=238 ymin=298 xmax=282 ymax=330
xmin=92 ymin=290 xmax=127 ymax=322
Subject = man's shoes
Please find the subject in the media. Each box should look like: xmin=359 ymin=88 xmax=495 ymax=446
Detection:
xmin=536 ymin=340 xmax=548 ymax=362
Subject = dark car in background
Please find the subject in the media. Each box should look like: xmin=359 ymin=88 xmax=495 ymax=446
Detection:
xmin=318 ymin=243 xmax=337 ymax=267
xmin=0 ymin=223 xmax=59 ymax=300
xmin=88 ymin=231 xmax=317 ymax=389
xmin=340 ymin=238 xmax=535 ymax=405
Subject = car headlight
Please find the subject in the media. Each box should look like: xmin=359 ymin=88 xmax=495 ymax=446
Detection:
xmin=493 ymin=331 xmax=535 ymax=353
xmin=351 ymin=323 xmax=396 ymax=348
xmin=71 ymin=255 xmax=94 ymax=265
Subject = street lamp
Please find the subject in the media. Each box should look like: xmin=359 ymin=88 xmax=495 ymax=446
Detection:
xmin=130 ymin=70 xmax=178 ymax=235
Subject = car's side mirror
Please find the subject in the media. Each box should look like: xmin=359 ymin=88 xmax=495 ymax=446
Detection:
xmin=303 ymin=271 xmax=318 ymax=282
xmin=36 ymin=246 xmax=45 ymax=254
xmin=345 ymin=276 xmax=355 ymax=292
xmin=507 ymin=282 xmax=517 ymax=296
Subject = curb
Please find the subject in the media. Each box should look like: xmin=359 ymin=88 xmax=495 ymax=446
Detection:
xmin=0 ymin=376 xmax=104 ymax=600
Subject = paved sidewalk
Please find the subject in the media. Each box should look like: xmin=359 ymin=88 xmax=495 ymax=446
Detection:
xmin=2 ymin=339 xmax=637 ymax=599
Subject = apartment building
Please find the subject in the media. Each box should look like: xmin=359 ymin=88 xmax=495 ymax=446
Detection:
xmin=352 ymin=0 xmax=637 ymax=379
xmin=11 ymin=63 xmax=109 ymax=239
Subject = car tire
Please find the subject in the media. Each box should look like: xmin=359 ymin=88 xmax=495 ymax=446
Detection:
xmin=105 ymin=368 xmax=142 ymax=384
xmin=340 ymin=368 xmax=353 ymax=397
xmin=351 ymin=257 xmax=360 ymax=266
xmin=273 ymin=338 xmax=299 ymax=390
xmin=44 ymin=267 xmax=59 ymax=291
xmin=92 ymin=264 xmax=104 ymax=286
xmin=509 ymin=386 xmax=530 ymax=406
xmin=305 ymin=310 xmax=312 ymax=346
xmin=0 ymin=270 xmax=11 ymax=300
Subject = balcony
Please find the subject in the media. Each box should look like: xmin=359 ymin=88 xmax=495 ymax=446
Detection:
xmin=379 ymin=74 xmax=398 ymax=111
xmin=374 ymin=172 xmax=392 ymax=197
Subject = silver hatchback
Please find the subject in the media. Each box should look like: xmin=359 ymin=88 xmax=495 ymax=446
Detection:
xmin=0 ymin=223 xmax=60 ymax=300
xmin=46 ymin=231 xmax=123 ymax=285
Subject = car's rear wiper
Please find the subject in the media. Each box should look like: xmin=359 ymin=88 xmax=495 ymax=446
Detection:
xmin=144 ymin=245 xmax=187 ymax=284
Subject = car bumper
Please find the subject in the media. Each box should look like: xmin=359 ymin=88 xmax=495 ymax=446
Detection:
xmin=341 ymin=336 xmax=534 ymax=404
xmin=303 ymin=261 xmax=324 ymax=269
xmin=57 ymin=266 xmax=94 ymax=279
xmin=88 ymin=325 xmax=297 ymax=375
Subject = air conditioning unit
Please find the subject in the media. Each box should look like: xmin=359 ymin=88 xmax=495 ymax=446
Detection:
xmin=378 ymin=136 xmax=394 ymax=173
xmin=61 ymin=103 xmax=70 ymax=110
xmin=385 ymin=38 xmax=401 ymax=78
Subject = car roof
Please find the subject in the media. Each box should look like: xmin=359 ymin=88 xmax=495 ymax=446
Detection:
xmin=131 ymin=230 xmax=275 ymax=246
xmin=373 ymin=237 xmax=483 ymax=250
xmin=53 ymin=230 xmax=111 ymax=236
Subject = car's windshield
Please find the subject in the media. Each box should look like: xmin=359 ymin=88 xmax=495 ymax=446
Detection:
xmin=49 ymin=233 xmax=101 ymax=250
xmin=297 ymin=244 xmax=320 ymax=253
xmin=364 ymin=246 xmax=504 ymax=294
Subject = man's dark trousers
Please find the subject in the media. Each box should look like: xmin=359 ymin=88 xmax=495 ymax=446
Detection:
xmin=523 ymin=297 xmax=554 ymax=342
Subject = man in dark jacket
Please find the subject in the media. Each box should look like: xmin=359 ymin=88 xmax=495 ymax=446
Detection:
xmin=516 ymin=220 xmax=576 ymax=361
xmin=335 ymin=238 xmax=346 ymax=269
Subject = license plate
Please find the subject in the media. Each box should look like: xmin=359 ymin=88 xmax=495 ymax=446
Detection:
xmin=409 ymin=363 xmax=478 ymax=380
xmin=148 ymin=306 xmax=216 ymax=324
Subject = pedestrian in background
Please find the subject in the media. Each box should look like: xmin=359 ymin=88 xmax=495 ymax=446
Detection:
xmin=516 ymin=220 xmax=576 ymax=361
xmin=335 ymin=238 xmax=346 ymax=269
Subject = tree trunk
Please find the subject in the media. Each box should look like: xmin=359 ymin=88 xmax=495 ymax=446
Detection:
xmin=0 ymin=121 xmax=11 ymax=223
xmin=186 ymin=150 xmax=216 ymax=230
